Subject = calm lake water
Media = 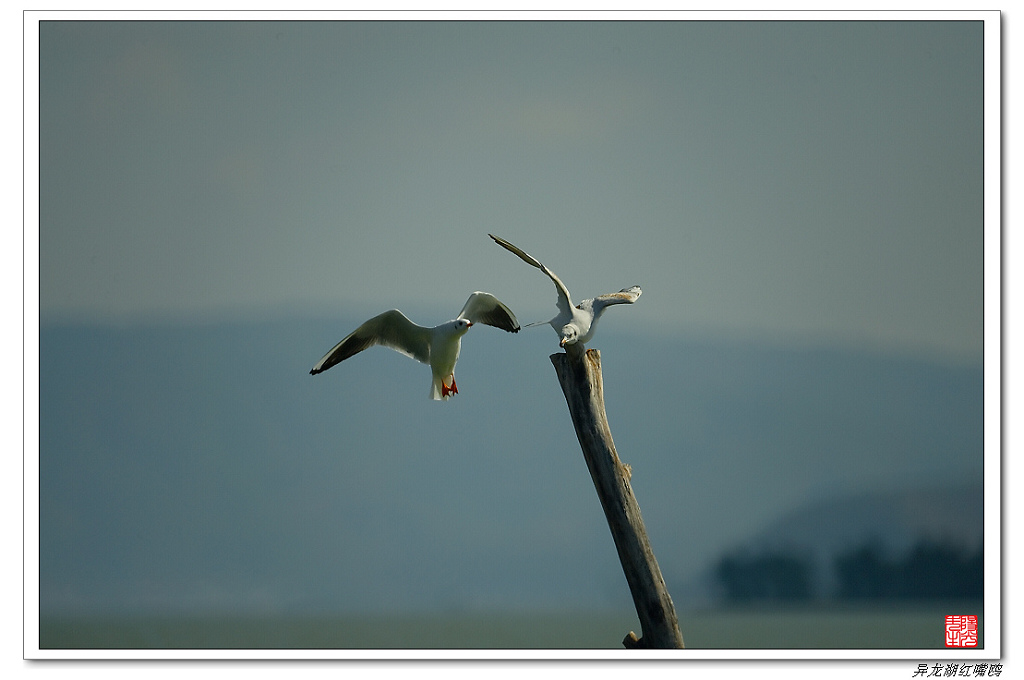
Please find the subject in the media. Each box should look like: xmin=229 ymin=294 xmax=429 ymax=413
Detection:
xmin=40 ymin=603 xmax=983 ymax=651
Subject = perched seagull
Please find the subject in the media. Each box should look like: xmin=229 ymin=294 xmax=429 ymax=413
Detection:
xmin=489 ymin=234 xmax=641 ymax=352
xmin=310 ymin=292 xmax=520 ymax=400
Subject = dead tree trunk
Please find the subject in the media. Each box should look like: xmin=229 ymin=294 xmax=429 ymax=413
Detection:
xmin=551 ymin=348 xmax=685 ymax=649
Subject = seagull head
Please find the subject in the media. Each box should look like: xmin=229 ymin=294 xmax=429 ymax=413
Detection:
xmin=452 ymin=318 xmax=473 ymax=335
xmin=559 ymin=325 xmax=579 ymax=347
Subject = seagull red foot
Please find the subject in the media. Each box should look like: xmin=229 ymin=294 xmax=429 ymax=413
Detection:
xmin=442 ymin=377 xmax=458 ymax=398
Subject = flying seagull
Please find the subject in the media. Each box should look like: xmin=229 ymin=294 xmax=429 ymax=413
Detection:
xmin=489 ymin=234 xmax=641 ymax=352
xmin=310 ymin=292 xmax=520 ymax=400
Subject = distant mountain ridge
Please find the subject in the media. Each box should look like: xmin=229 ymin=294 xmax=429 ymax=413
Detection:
xmin=37 ymin=315 xmax=985 ymax=615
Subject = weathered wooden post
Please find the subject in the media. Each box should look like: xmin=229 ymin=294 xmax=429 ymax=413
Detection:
xmin=551 ymin=348 xmax=684 ymax=649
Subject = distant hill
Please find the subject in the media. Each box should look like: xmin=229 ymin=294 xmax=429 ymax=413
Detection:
xmin=744 ymin=482 xmax=984 ymax=556
xmin=678 ymin=482 xmax=984 ymax=606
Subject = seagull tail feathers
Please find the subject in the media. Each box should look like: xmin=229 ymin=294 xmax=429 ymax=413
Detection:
xmin=429 ymin=377 xmax=447 ymax=401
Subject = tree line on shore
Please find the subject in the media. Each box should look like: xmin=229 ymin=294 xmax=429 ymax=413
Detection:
xmin=714 ymin=538 xmax=983 ymax=603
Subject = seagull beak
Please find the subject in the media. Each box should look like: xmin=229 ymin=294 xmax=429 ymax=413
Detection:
xmin=559 ymin=337 xmax=568 ymax=347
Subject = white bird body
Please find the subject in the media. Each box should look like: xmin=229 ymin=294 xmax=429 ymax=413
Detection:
xmin=489 ymin=234 xmax=641 ymax=352
xmin=310 ymin=292 xmax=520 ymax=400
xmin=426 ymin=319 xmax=469 ymax=400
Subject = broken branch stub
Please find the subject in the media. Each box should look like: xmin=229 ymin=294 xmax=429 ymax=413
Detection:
xmin=550 ymin=348 xmax=684 ymax=649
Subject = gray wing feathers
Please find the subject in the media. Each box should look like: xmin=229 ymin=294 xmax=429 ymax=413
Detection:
xmin=488 ymin=234 xmax=544 ymax=269
xmin=590 ymin=286 xmax=642 ymax=315
xmin=488 ymin=234 xmax=574 ymax=316
xmin=310 ymin=309 xmax=431 ymax=375
xmin=458 ymin=292 xmax=521 ymax=333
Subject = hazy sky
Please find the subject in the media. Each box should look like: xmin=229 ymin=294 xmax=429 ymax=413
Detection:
xmin=39 ymin=19 xmax=985 ymax=359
